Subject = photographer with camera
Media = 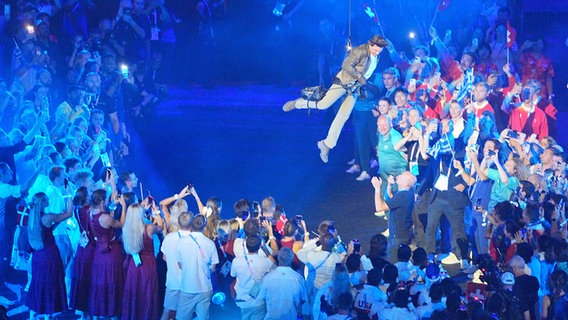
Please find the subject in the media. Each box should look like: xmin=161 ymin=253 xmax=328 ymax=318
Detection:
xmin=502 ymin=81 xmax=549 ymax=140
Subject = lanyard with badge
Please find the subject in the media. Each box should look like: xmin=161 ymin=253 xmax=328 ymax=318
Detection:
xmin=217 ymin=238 xmax=232 ymax=278
xmin=433 ymin=135 xmax=454 ymax=191
xmin=189 ymin=234 xmax=211 ymax=279
xmin=242 ymin=241 xmax=262 ymax=299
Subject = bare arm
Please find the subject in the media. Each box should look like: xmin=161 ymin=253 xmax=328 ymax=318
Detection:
xmin=41 ymin=197 xmax=73 ymax=227
xmin=371 ymin=177 xmax=390 ymax=212
xmin=191 ymin=187 xmax=205 ymax=214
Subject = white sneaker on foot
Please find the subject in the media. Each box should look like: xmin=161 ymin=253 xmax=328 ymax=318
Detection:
xmin=282 ymin=99 xmax=298 ymax=112
xmin=317 ymin=140 xmax=330 ymax=163
xmin=346 ymin=164 xmax=361 ymax=174
xmin=356 ymin=171 xmax=371 ymax=181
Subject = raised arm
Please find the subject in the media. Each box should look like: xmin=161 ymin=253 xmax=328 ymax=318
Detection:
xmin=371 ymin=177 xmax=390 ymax=212
xmin=160 ymin=185 xmax=191 ymax=223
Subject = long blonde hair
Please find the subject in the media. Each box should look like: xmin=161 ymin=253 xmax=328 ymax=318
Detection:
xmin=122 ymin=204 xmax=145 ymax=255
xmin=28 ymin=193 xmax=49 ymax=251
xmin=168 ymin=199 xmax=188 ymax=232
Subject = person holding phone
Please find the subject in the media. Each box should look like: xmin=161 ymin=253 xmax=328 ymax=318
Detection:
xmin=504 ymin=82 xmax=549 ymax=140
xmin=43 ymin=165 xmax=78 ymax=294
xmin=89 ymin=188 xmax=126 ymax=318
xmin=121 ymin=202 xmax=164 ymax=319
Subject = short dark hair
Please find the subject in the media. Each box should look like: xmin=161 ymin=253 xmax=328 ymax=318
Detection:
xmin=367 ymin=268 xmax=382 ymax=286
xmin=63 ymin=157 xmax=82 ymax=173
xmin=234 ymin=199 xmax=251 ymax=217
xmin=190 ymin=214 xmax=207 ymax=231
xmin=243 ymin=219 xmax=260 ymax=237
xmin=48 ymin=165 xmax=65 ymax=182
xmin=320 ymin=232 xmax=335 ymax=252
xmin=246 ymin=234 xmax=262 ymax=253
xmin=397 ymin=244 xmax=412 ymax=262
xmin=283 ymin=221 xmax=297 ymax=237
xmin=345 ymin=254 xmax=361 ymax=273
xmin=368 ymin=35 xmax=388 ymax=47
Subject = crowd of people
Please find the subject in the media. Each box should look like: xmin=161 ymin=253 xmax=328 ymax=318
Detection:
xmin=0 ymin=0 xmax=567 ymax=320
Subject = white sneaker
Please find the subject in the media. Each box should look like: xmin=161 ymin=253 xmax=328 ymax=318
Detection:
xmin=440 ymin=252 xmax=461 ymax=265
xmin=317 ymin=140 xmax=330 ymax=163
xmin=347 ymin=158 xmax=356 ymax=165
xmin=282 ymin=99 xmax=298 ymax=112
xmin=346 ymin=164 xmax=361 ymax=174
xmin=356 ymin=171 xmax=371 ymax=181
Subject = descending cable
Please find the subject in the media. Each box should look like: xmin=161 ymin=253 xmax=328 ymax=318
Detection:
xmin=346 ymin=0 xmax=352 ymax=52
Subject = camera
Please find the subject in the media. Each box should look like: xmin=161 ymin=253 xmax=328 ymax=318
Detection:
xmin=488 ymin=150 xmax=496 ymax=157
xmin=295 ymin=215 xmax=302 ymax=224
xmin=120 ymin=64 xmax=129 ymax=79
xmin=241 ymin=211 xmax=249 ymax=220
xmin=507 ymin=130 xmax=520 ymax=139
xmin=474 ymin=197 xmax=482 ymax=211
xmin=252 ymin=201 xmax=260 ymax=218
xmin=522 ymin=88 xmax=531 ymax=100
xmin=259 ymin=216 xmax=267 ymax=223
xmin=328 ymin=223 xmax=336 ymax=234
xmin=353 ymin=239 xmax=360 ymax=253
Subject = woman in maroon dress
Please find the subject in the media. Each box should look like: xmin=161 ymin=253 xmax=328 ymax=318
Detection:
xmin=121 ymin=202 xmax=164 ymax=319
xmin=69 ymin=186 xmax=94 ymax=316
xmin=26 ymin=192 xmax=73 ymax=318
xmin=89 ymin=188 xmax=126 ymax=319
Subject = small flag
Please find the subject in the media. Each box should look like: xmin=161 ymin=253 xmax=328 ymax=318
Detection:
xmin=438 ymin=0 xmax=451 ymax=11
xmin=362 ymin=3 xmax=380 ymax=25
xmin=506 ymin=21 xmax=516 ymax=48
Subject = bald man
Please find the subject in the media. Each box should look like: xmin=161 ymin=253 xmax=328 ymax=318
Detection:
xmin=371 ymin=171 xmax=416 ymax=262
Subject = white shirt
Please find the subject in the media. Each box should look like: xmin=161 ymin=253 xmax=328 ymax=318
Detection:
xmin=297 ymin=239 xmax=345 ymax=289
xmin=416 ymin=301 xmax=446 ymax=319
xmin=45 ymin=183 xmax=67 ymax=235
xmin=230 ymin=252 xmax=275 ymax=308
xmin=376 ymin=306 xmax=419 ymax=320
xmin=354 ymin=285 xmax=387 ymax=317
xmin=175 ymin=231 xmax=219 ymax=293
xmin=259 ymin=266 xmax=307 ymax=320
xmin=27 ymin=174 xmax=50 ymax=203
xmin=364 ymin=55 xmax=378 ymax=79
xmin=233 ymin=237 xmax=268 ymax=258
xmin=161 ymin=230 xmax=190 ymax=290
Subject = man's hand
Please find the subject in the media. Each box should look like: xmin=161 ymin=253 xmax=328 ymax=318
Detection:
xmin=387 ymin=175 xmax=395 ymax=185
xmin=429 ymin=26 xmax=438 ymax=39
xmin=371 ymin=176 xmax=382 ymax=190
xmin=453 ymin=159 xmax=464 ymax=171
xmin=453 ymin=184 xmax=465 ymax=192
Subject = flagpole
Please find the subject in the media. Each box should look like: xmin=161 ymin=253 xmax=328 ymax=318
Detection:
xmin=431 ymin=9 xmax=439 ymax=27
xmin=506 ymin=47 xmax=510 ymax=66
